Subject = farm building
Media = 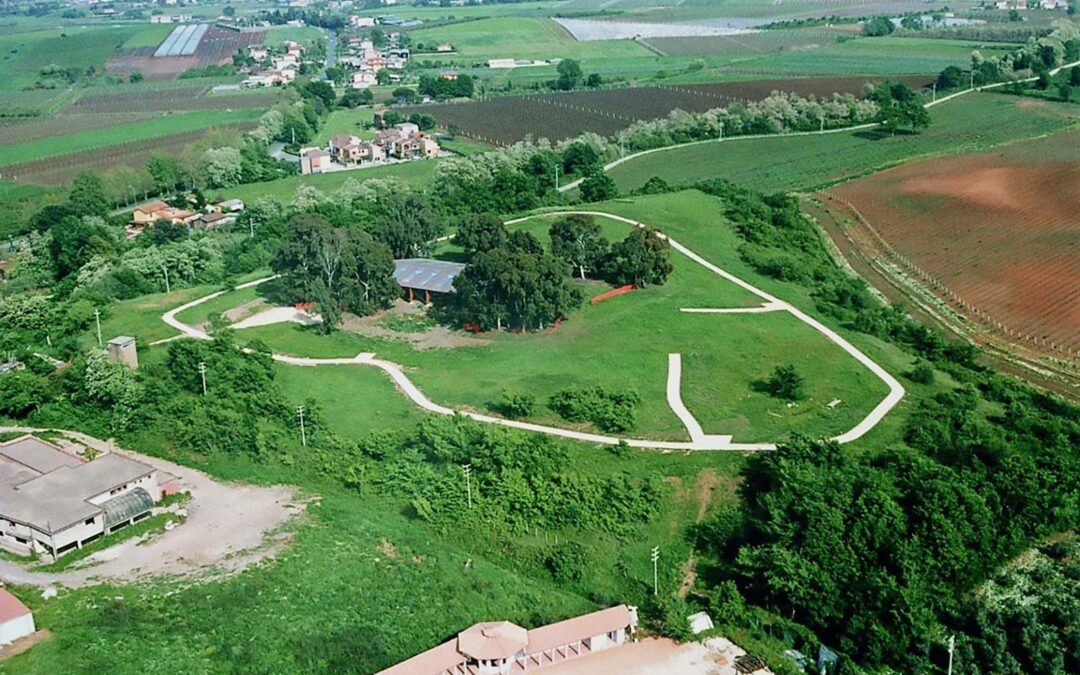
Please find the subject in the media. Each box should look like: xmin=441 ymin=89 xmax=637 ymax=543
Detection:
xmin=0 ymin=589 xmax=34 ymax=648
xmin=377 ymin=605 xmax=638 ymax=675
xmin=0 ymin=435 xmax=161 ymax=559
xmin=393 ymin=258 xmax=464 ymax=304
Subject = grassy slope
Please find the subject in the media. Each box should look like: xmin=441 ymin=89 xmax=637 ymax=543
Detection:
xmin=230 ymin=191 xmax=892 ymax=444
xmin=0 ymin=109 xmax=263 ymax=167
xmin=608 ymin=93 xmax=1080 ymax=193
xmin=313 ymin=108 xmax=377 ymax=146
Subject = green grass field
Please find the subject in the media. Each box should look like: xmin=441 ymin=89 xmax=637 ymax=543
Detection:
xmin=408 ymin=16 xmax=653 ymax=61
xmin=608 ymin=93 xmax=1080 ymax=194
xmin=313 ymin=108 xmax=377 ymax=146
xmin=209 ymin=191 xmax=895 ymax=444
xmin=0 ymin=109 xmax=263 ymax=167
xmin=215 ymin=159 xmax=441 ymax=203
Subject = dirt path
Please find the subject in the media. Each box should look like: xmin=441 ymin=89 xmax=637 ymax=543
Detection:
xmin=678 ymin=469 xmax=729 ymax=598
xmin=0 ymin=427 xmax=303 ymax=589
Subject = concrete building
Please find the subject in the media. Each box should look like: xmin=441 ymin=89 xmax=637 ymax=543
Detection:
xmin=0 ymin=436 xmax=160 ymax=559
xmin=107 ymin=335 xmax=139 ymax=370
xmin=299 ymin=147 xmax=332 ymax=175
xmin=0 ymin=589 xmax=34 ymax=647
xmin=377 ymin=605 xmax=638 ymax=675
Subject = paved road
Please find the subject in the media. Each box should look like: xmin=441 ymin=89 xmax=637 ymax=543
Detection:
xmin=161 ymin=213 xmax=905 ymax=451
xmin=324 ymin=29 xmax=337 ymax=77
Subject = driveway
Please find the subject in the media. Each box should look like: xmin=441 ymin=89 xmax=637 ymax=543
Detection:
xmin=0 ymin=428 xmax=304 ymax=588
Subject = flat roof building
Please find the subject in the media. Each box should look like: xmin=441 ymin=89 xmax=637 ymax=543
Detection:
xmin=0 ymin=436 xmax=160 ymax=559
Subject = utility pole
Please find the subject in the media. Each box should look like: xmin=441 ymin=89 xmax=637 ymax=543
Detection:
xmin=718 ymin=120 xmax=724 ymax=141
xmin=93 ymin=308 xmax=103 ymax=348
xmin=248 ymin=218 xmax=255 ymax=239
xmin=651 ymin=546 xmax=660 ymax=596
xmin=462 ymin=463 xmax=472 ymax=508
xmin=932 ymin=81 xmax=937 ymax=101
xmin=554 ymin=164 xmax=559 ymax=191
xmin=970 ymin=69 xmax=975 ymax=91
xmin=947 ymin=635 xmax=955 ymax=675
xmin=162 ymin=265 xmax=171 ymax=294
xmin=197 ymin=361 xmax=207 ymax=395
xmin=296 ymin=405 xmax=307 ymax=446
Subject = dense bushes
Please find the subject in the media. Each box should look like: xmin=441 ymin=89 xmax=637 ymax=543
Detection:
xmin=548 ymin=385 xmax=641 ymax=433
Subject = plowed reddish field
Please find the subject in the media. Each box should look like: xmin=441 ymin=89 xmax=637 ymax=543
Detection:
xmin=830 ymin=130 xmax=1080 ymax=355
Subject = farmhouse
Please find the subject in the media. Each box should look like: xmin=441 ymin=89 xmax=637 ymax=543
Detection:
xmin=351 ymin=69 xmax=377 ymax=88
xmin=0 ymin=435 xmax=161 ymax=559
xmin=300 ymin=147 xmax=332 ymax=175
xmin=378 ymin=123 xmax=441 ymax=160
xmin=393 ymin=258 xmax=465 ymax=304
xmin=0 ymin=589 xmax=34 ymax=648
xmin=330 ymin=134 xmax=386 ymax=164
xmin=129 ymin=200 xmax=196 ymax=237
xmin=376 ymin=605 xmax=638 ymax=675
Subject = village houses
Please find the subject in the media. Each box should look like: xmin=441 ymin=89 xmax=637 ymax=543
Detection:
xmin=300 ymin=123 xmax=440 ymax=175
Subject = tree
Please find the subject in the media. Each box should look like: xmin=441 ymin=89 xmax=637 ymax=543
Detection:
xmin=392 ymin=87 xmax=419 ymax=104
xmin=936 ymin=65 xmax=964 ymax=90
xmin=223 ymin=5 xmax=236 ymax=16
xmin=302 ymin=80 xmax=337 ymax=109
xmin=148 ymin=218 xmax=189 ymax=245
xmin=862 ymin=15 xmax=895 ymax=37
xmin=0 ymin=372 xmax=49 ymax=418
xmin=367 ymin=193 xmax=447 ymax=258
xmin=765 ymin=363 xmax=804 ymax=401
xmin=128 ymin=70 xmax=143 ymax=83
xmin=549 ymin=214 xmax=609 ymax=279
xmin=585 ymin=73 xmax=603 ymax=88
xmin=202 ymin=147 xmax=244 ymax=188
xmin=456 ymin=212 xmax=507 ymax=254
xmin=602 ymin=227 xmax=672 ymax=287
xmin=49 ymin=215 xmax=113 ymax=281
xmin=147 ymin=155 xmax=190 ymax=195
xmin=68 ymin=172 xmax=111 ymax=219
xmin=1060 ymin=84 xmax=1073 ymax=102
xmin=556 ymin=59 xmax=583 ymax=90
xmin=340 ymin=88 xmax=374 ymax=108
xmin=561 ymin=140 xmax=602 ymax=175
xmin=899 ymin=14 xmax=923 ymax=30
xmin=579 ymin=170 xmax=618 ymax=203
xmin=1071 ymin=66 xmax=1080 ymax=87
xmin=873 ymin=82 xmax=930 ymax=133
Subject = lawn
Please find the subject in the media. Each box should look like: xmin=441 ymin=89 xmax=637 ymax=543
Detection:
xmin=607 ymin=92 xmax=1080 ymax=193
xmin=313 ymin=108 xmax=377 ymax=146
xmin=220 ymin=191 xmax=894 ymax=444
xmin=407 ymin=16 xmax=652 ymax=62
xmin=215 ymin=159 xmax=441 ymax=203
xmin=265 ymin=25 xmax=325 ymax=47
xmin=120 ymin=24 xmax=174 ymax=49
xmin=0 ymin=109 xmax=264 ymax=167
xmin=0 ymin=25 xmax=135 ymax=93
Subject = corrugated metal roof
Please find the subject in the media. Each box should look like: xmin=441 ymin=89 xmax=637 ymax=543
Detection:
xmin=393 ymin=258 xmax=465 ymax=294
xmin=102 ymin=487 xmax=154 ymax=528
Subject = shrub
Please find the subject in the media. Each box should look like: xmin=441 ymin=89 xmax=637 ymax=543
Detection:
xmin=496 ymin=392 xmax=535 ymax=419
xmin=764 ymin=363 xmax=805 ymax=401
xmin=549 ymin=385 xmax=641 ymax=432
xmin=906 ymin=360 xmax=935 ymax=385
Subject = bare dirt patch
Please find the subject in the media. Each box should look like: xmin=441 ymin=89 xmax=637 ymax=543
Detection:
xmin=0 ymin=629 xmax=52 ymax=661
xmin=340 ymin=301 xmax=490 ymax=350
xmin=107 ymin=29 xmax=263 ymax=80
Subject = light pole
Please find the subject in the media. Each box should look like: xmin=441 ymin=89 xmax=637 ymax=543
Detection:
xmin=651 ymin=546 xmax=660 ymax=596
xmin=947 ymin=635 xmax=955 ymax=675
xmin=162 ymin=265 xmax=171 ymax=294
xmin=93 ymin=308 xmax=103 ymax=348
xmin=462 ymin=463 xmax=472 ymax=508
xmin=197 ymin=361 xmax=207 ymax=395
xmin=297 ymin=405 xmax=307 ymax=446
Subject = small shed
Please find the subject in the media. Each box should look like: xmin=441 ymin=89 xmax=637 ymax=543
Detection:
xmin=393 ymin=259 xmax=465 ymax=304
xmin=0 ymin=588 xmax=34 ymax=646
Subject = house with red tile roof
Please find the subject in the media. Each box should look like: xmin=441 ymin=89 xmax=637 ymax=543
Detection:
xmin=0 ymin=588 xmax=35 ymax=647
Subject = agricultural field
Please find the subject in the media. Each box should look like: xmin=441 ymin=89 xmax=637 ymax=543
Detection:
xmin=606 ymin=93 xmax=1080 ymax=194
xmin=215 ymin=191 xmax=898 ymax=445
xmin=829 ymin=129 xmax=1080 ymax=356
xmin=65 ymin=87 xmax=279 ymax=114
xmin=643 ymin=27 xmax=857 ymax=57
xmin=399 ymin=75 xmax=934 ymax=145
xmin=106 ymin=27 xmax=263 ymax=80
xmin=0 ymin=109 xmax=262 ymax=169
xmin=0 ymin=113 xmax=154 ymax=147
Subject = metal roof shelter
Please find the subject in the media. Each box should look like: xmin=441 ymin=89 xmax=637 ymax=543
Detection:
xmin=102 ymin=487 xmax=154 ymax=528
xmin=393 ymin=258 xmax=465 ymax=303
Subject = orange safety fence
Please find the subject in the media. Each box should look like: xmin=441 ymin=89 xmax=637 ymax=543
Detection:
xmin=590 ymin=285 xmax=635 ymax=304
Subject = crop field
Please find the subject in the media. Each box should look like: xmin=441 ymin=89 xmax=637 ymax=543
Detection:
xmin=0 ymin=109 xmax=262 ymax=169
xmin=829 ymin=129 xmax=1080 ymax=355
xmin=643 ymin=27 xmax=855 ymax=57
xmin=227 ymin=191 xmax=895 ymax=444
xmin=0 ymin=113 xmax=154 ymax=147
xmin=407 ymin=16 xmax=653 ymax=61
xmin=607 ymin=93 xmax=1080 ymax=194
xmin=106 ymin=28 xmax=263 ymax=79
xmin=2 ymin=124 xmax=253 ymax=186
xmin=400 ymin=75 xmax=934 ymax=145
xmin=66 ymin=88 xmax=279 ymax=114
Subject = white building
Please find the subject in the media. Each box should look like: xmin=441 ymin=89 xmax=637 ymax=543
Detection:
xmin=351 ymin=69 xmax=377 ymax=88
xmin=0 ymin=436 xmax=160 ymax=558
xmin=349 ymin=15 xmax=376 ymax=27
xmin=299 ymin=147 xmax=332 ymax=174
xmin=0 ymin=589 xmax=34 ymax=648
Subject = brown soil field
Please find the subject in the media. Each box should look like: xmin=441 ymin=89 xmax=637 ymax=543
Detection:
xmin=67 ymin=89 xmax=278 ymax=114
xmin=829 ymin=131 xmax=1080 ymax=356
xmin=4 ymin=123 xmax=253 ymax=186
xmin=107 ymin=28 xmax=263 ymax=80
xmin=400 ymin=75 xmax=933 ymax=145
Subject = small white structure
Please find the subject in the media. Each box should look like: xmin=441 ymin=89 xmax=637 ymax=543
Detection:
xmin=688 ymin=611 xmax=715 ymax=635
xmin=107 ymin=335 xmax=139 ymax=370
xmin=0 ymin=589 xmax=34 ymax=647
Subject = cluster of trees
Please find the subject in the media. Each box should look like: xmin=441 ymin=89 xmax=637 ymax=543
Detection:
xmin=613 ymin=91 xmax=883 ymax=154
xmin=965 ymin=19 xmax=1080 ymax=86
xmin=550 ymin=59 xmax=604 ymax=91
xmin=270 ymin=214 xmax=400 ymax=332
xmin=418 ymin=73 xmax=475 ymax=100
xmin=548 ymin=385 xmax=641 ymax=432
